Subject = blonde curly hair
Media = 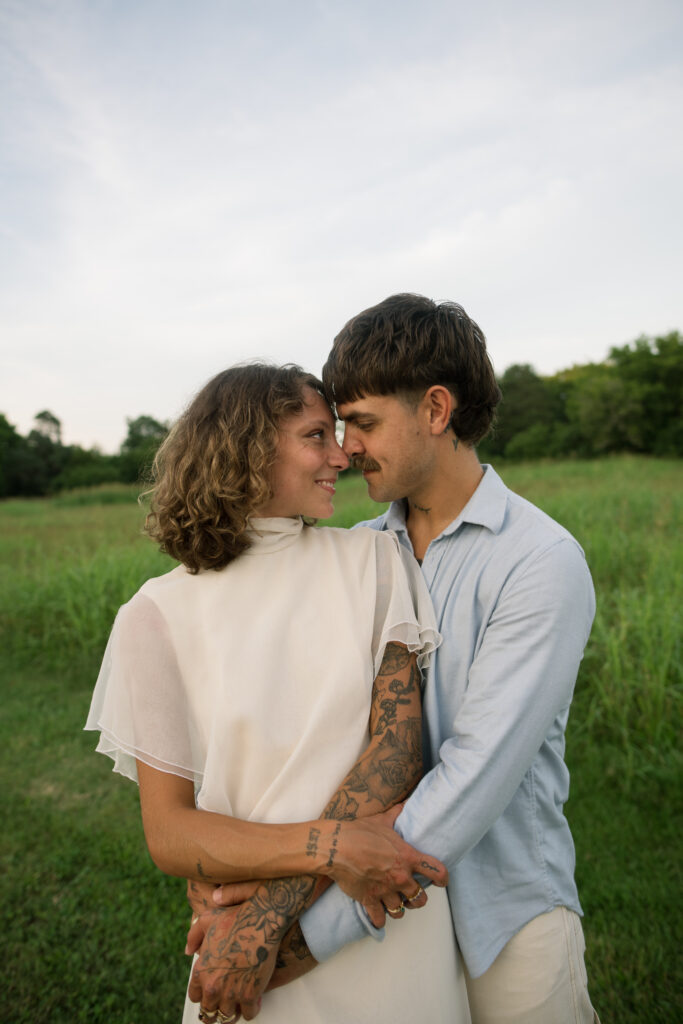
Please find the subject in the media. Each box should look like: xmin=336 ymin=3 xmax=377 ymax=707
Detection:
xmin=145 ymin=363 xmax=329 ymax=572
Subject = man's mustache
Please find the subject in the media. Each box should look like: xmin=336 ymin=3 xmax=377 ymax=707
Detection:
xmin=351 ymin=456 xmax=381 ymax=473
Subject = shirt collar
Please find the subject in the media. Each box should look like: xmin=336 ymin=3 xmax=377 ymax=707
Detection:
xmin=384 ymin=464 xmax=508 ymax=539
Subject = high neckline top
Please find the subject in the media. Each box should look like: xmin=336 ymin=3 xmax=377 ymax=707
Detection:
xmin=244 ymin=515 xmax=305 ymax=554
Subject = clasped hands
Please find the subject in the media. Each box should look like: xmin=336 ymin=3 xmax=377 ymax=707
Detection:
xmin=185 ymin=807 xmax=448 ymax=1021
xmin=314 ymin=806 xmax=446 ymax=924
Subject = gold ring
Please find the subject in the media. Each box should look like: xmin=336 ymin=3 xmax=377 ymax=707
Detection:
xmin=199 ymin=1010 xmax=219 ymax=1023
xmin=217 ymin=1012 xmax=239 ymax=1024
xmin=386 ymin=905 xmax=405 ymax=919
xmin=191 ymin=915 xmax=200 ymax=926
xmin=403 ymin=885 xmax=425 ymax=905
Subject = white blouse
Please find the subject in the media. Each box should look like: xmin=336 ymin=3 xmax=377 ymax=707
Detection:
xmin=86 ymin=518 xmax=440 ymax=825
xmin=86 ymin=520 xmax=472 ymax=1024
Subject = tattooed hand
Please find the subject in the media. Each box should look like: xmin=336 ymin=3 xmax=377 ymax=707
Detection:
xmin=186 ymin=879 xmax=262 ymax=957
xmin=319 ymin=806 xmax=448 ymax=927
xmin=187 ymin=877 xmax=315 ymax=1020
xmin=268 ymin=922 xmax=317 ymax=990
xmin=187 ymin=877 xmax=220 ymax=917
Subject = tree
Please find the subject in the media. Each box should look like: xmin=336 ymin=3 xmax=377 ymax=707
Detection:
xmin=33 ymin=410 xmax=62 ymax=444
xmin=119 ymin=415 xmax=169 ymax=483
xmin=120 ymin=415 xmax=169 ymax=453
xmin=606 ymin=332 xmax=683 ymax=455
xmin=25 ymin=410 xmax=67 ymax=493
xmin=481 ymin=364 xmax=563 ymax=458
xmin=565 ymin=366 xmax=645 ymax=454
xmin=54 ymin=446 xmax=122 ymax=490
xmin=0 ymin=414 xmax=26 ymax=496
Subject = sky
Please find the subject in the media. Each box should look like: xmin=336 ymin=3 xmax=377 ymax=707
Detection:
xmin=1 ymin=0 xmax=682 ymax=453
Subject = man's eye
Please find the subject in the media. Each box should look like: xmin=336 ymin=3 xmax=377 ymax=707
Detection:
xmin=307 ymin=430 xmax=324 ymax=440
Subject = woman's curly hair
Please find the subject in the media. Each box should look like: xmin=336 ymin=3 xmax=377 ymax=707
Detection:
xmin=145 ymin=363 xmax=329 ymax=572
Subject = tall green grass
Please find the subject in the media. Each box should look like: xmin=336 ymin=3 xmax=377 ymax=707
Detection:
xmin=500 ymin=459 xmax=681 ymax=776
xmin=2 ymin=461 xmax=678 ymax=767
xmin=0 ymin=494 xmax=171 ymax=674
xmin=1 ymin=459 xmax=681 ymax=1021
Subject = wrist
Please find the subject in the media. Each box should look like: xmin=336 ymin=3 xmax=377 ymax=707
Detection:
xmin=305 ymin=819 xmax=343 ymax=877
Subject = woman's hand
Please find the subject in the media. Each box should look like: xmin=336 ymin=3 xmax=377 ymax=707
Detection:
xmin=321 ymin=807 xmax=447 ymax=926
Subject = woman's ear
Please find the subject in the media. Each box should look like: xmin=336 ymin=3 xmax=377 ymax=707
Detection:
xmin=422 ymin=386 xmax=456 ymax=436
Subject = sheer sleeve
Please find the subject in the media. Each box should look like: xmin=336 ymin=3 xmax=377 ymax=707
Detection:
xmin=84 ymin=592 xmax=199 ymax=785
xmin=369 ymin=529 xmax=441 ymax=678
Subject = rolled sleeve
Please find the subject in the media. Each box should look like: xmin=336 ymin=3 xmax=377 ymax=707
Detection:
xmin=300 ymin=885 xmax=384 ymax=962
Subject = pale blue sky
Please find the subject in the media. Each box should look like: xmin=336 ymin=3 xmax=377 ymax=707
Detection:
xmin=1 ymin=0 xmax=681 ymax=451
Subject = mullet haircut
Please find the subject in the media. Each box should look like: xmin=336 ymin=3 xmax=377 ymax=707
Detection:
xmin=145 ymin=363 xmax=328 ymax=572
xmin=322 ymin=293 xmax=501 ymax=444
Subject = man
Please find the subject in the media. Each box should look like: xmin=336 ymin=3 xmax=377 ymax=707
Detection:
xmin=293 ymin=293 xmax=599 ymax=1023
xmin=195 ymin=293 xmax=598 ymax=1022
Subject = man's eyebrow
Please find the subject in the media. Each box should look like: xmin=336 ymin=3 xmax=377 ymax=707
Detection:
xmin=339 ymin=410 xmax=376 ymax=423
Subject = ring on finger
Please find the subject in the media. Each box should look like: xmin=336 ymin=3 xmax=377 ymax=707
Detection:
xmin=216 ymin=1012 xmax=239 ymax=1024
xmin=386 ymin=905 xmax=405 ymax=919
xmin=199 ymin=1010 xmax=219 ymax=1023
xmin=403 ymin=884 xmax=425 ymax=906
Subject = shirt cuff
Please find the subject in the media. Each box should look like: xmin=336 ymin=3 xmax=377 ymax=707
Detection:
xmin=299 ymin=884 xmax=385 ymax=962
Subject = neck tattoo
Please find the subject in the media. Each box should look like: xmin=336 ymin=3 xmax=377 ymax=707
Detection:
xmin=410 ymin=501 xmax=431 ymax=514
xmin=444 ymin=424 xmax=459 ymax=453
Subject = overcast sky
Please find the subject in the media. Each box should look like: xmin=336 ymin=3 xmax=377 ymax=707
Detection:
xmin=2 ymin=0 xmax=681 ymax=452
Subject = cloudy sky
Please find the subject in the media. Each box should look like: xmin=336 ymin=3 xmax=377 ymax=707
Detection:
xmin=2 ymin=0 xmax=681 ymax=452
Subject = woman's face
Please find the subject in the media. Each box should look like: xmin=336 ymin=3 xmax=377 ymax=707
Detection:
xmin=255 ymin=387 xmax=350 ymax=519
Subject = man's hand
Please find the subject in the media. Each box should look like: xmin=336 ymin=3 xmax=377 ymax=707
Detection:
xmin=187 ymin=878 xmax=314 ymax=1021
xmin=186 ymin=879 xmax=261 ymax=956
xmin=268 ymin=923 xmax=317 ymax=990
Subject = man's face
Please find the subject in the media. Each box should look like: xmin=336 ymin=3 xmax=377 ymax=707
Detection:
xmin=336 ymin=393 xmax=435 ymax=504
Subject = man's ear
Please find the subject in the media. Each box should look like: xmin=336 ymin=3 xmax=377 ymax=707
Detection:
xmin=422 ymin=386 xmax=456 ymax=436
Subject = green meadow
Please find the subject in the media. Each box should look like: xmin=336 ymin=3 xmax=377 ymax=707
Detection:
xmin=1 ymin=457 xmax=681 ymax=1022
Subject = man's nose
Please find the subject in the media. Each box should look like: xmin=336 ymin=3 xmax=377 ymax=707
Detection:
xmin=341 ymin=426 xmax=362 ymax=457
xmin=329 ymin=438 xmax=350 ymax=470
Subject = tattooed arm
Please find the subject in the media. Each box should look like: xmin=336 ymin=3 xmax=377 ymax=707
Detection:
xmin=187 ymin=640 xmax=430 ymax=917
xmin=184 ymin=643 xmax=443 ymax=1017
xmin=264 ymin=643 xmax=429 ymax=989
xmin=262 ymin=641 xmax=428 ymax=914
xmin=138 ymin=642 xmax=442 ymax=898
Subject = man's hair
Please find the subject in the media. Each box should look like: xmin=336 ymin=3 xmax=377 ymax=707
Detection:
xmin=145 ymin=363 xmax=328 ymax=572
xmin=322 ymin=293 xmax=501 ymax=444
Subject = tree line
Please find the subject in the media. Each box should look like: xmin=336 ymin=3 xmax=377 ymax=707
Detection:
xmin=0 ymin=412 xmax=168 ymax=498
xmin=477 ymin=331 xmax=681 ymax=461
xmin=1 ymin=331 xmax=681 ymax=498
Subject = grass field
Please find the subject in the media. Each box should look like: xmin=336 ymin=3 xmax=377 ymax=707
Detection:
xmin=1 ymin=456 xmax=681 ymax=1022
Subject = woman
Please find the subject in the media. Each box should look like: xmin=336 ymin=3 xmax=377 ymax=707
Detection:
xmin=86 ymin=364 xmax=470 ymax=1023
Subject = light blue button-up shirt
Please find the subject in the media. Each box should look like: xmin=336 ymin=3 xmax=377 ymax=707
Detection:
xmin=301 ymin=465 xmax=595 ymax=977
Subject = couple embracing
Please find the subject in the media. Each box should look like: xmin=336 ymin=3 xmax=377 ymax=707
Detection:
xmin=87 ymin=293 xmax=599 ymax=1023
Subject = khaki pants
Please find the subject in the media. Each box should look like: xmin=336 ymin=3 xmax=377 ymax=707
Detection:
xmin=464 ymin=907 xmax=600 ymax=1024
